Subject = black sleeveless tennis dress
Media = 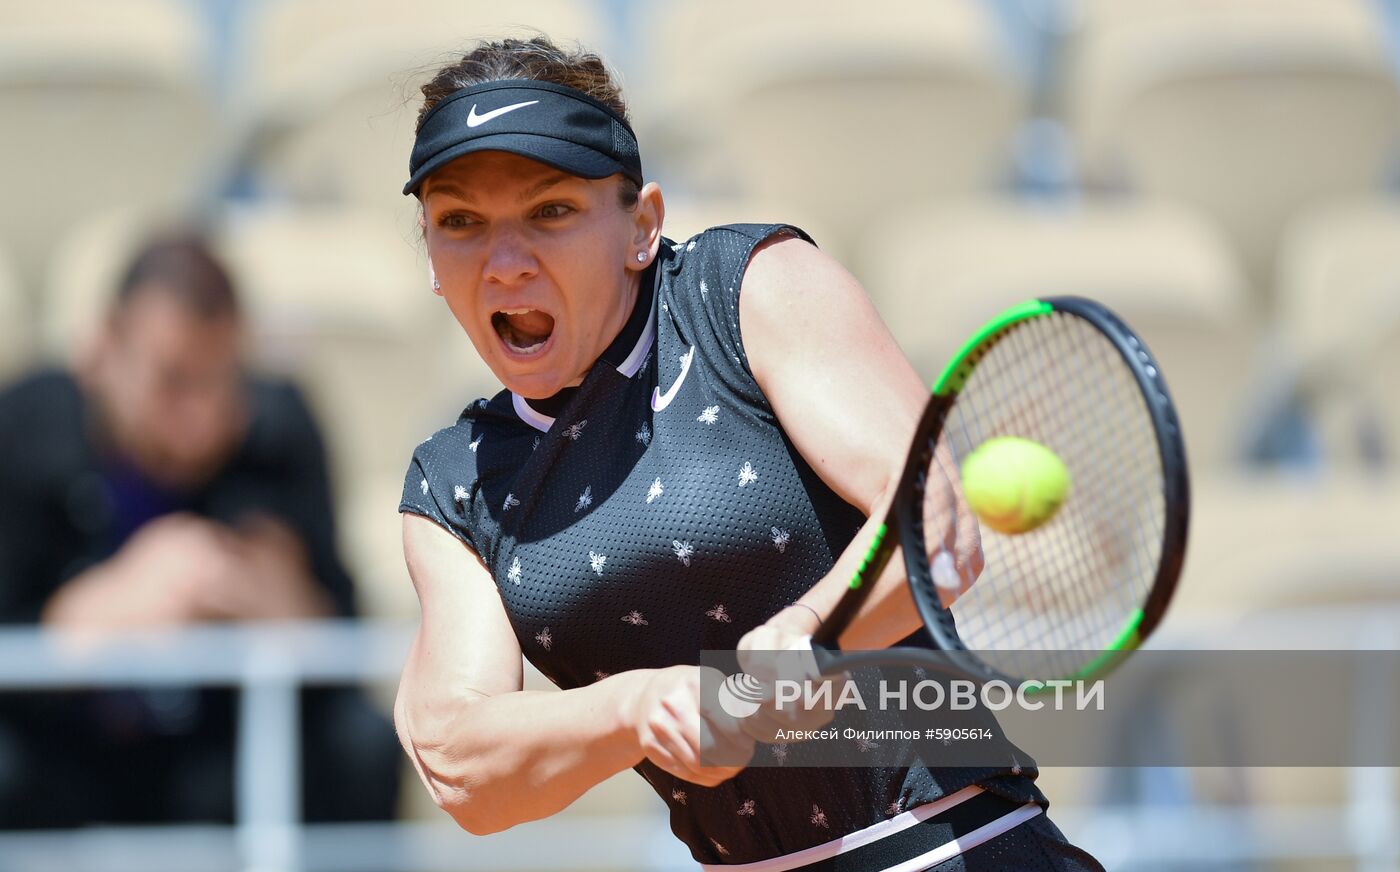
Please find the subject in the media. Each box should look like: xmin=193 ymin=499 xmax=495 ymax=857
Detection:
xmin=400 ymin=225 xmax=1103 ymax=870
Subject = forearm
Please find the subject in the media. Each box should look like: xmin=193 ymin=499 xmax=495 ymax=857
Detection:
xmin=788 ymin=490 xmax=923 ymax=650
xmin=40 ymin=561 xmax=134 ymax=628
xmin=398 ymin=666 xmax=653 ymax=834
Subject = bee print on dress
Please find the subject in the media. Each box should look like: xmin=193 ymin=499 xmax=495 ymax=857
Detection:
xmin=810 ymin=805 xmax=830 ymax=829
xmin=771 ymin=527 xmax=790 ymax=553
xmin=771 ymin=743 xmax=789 ymax=765
xmin=564 ymin=419 xmax=587 ymax=441
xmin=588 ymin=551 xmax=607 ymax=576
xmin=886 ymin=798 xmax=903 ymax=817
xmin=697 ymin=405 xmax=719 ymax=425
xmin=710 ymin=839 xmax=729 ymax=857
xmin=738 ymin=462 xmax=758 ymax=487
xmin=469 ymin=434 xmax=482 ymax=452
xmin=575 ymin=486 xmax=593 ymax=513
xmin=506 ymin=557 xmax=522 ymax=585
xmin=419 ymin=478 xmax=428 ymax=496
xmin=706 ymin=604 xmax=731 ymax=623
xmin=699 ymin=279 xmax=708 ymax=300
xmin=647 ymin=478 xmax=663 ymax=504
xmin=635 ymin=422 xmax=651 ymax=446
xmin=672 ymin=788 xmax=687 ymax=805
xmin=737 ymin=799 xmax=755 ymax=817
xmin=535 ymin=627 xmax=552 ymax=650
xmin=453 ymin=485 xmax=468 ymax=504
xmin=502 ymin=492 xmax=520 ymax=511
xmin=622 ymin=610 xmax=648 ymax=626
xmin=672 ymin=540 xmax=693 ymax=566
xmin=594 ymin=670 xmax=610 ymax=682
xmin=854 ymin=735 xmax=880 ymax=753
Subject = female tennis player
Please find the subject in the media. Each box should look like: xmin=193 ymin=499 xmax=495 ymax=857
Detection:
xmin=394 ymin=36 xmax=1104 ymax=871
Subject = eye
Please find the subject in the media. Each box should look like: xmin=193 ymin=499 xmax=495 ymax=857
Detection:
xmin=535 ymin=202 xmax=575 ymax=220
xmin=435 ymin=211 xmax=477 ymax=230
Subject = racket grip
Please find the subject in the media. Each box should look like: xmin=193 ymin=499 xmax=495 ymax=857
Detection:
xmin=807 ymin=639 xmax=842 ymax=676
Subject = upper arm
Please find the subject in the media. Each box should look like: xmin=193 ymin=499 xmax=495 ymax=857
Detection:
xmin=399 ymin=512 xmax=523 ymax=716
xmin=739 ymin=236 xmax=928 ymax=513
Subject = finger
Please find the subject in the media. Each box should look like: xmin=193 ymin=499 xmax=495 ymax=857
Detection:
xmin=650 ymin=718 xmax=712 ymax=782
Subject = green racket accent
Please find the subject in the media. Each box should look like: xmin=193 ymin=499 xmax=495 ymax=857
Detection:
xmin=1070 ymin=608 xmax=1144 ymax=681
xmin=1023 ymin=608 xmax=1145 ymax=693
xmin=932 ymin=300 xmax=1052 ymax=396
xmin=848 ymin=522 xmax=889 ymax=591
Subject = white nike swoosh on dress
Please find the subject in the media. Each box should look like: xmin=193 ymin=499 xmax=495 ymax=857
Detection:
xmin=466 ymin=100 xmax=540 ymax=127
xmin=651 ymin=346 xmax=695 ymax=412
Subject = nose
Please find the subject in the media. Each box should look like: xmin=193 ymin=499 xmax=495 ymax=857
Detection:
xmin=481 ymin=225 xmax=538 ymax=286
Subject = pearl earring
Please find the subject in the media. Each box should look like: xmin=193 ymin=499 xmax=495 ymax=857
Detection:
xmin=636 ymin=252 xmax=647 ymax=263
xmin=433 ymin=278 xmax=441 ymax=290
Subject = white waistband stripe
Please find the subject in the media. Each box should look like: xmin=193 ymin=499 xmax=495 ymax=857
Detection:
xmin=699 ymin=785 xmax=986 ymax=872
xmin=881 ymin=802 xmax=1043 ymax=872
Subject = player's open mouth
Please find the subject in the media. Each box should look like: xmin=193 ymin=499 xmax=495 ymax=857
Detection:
xmin=492 ymin=308 xmax=556 ymax=357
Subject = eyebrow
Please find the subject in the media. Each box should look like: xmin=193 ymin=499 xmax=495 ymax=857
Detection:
xmin=519 ymin=172 xmax=574 ymax=202
xmin=424 ymin=172 xmax=577 ymax=204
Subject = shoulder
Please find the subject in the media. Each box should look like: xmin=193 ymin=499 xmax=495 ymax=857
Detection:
xmin=411 ymin=389 xmax=521 ymax=466
xmin=0 ymin=368 xmax=88 ymax=478
xmin=233 ymin=374 xmax=331 ymax=469
xmin=664 ymin=223 xmax=816 ymax=279
xmin=658 ymin=222 xmax=816 ymax=324
xmin=0 ymin=367 xmax=83 ymax=426
xmin=400 ymin=389 xmax=524 ymax=555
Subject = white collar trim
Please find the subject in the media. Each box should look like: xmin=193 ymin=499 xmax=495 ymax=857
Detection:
xmin=511 ymin=392 xmax=556 ymax=432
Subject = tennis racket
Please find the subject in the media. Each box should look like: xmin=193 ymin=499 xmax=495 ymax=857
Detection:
xmin=809 ymin=296 xmax=1189 ymax=685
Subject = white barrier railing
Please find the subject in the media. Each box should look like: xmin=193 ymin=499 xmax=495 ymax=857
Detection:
xmin=0 ymin=613 xmax=1395 ymax=871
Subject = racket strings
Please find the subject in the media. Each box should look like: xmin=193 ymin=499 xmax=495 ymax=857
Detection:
xmin=925 ymin=312 xmax=1165 ymax=681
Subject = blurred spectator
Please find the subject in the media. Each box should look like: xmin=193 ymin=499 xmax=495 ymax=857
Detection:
xmin=0 ymin=236 xmax=400 ymax=827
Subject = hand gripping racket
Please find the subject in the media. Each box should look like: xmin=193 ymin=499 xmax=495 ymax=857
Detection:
xmin=809 ymin=297 xmax=1189 ymax=685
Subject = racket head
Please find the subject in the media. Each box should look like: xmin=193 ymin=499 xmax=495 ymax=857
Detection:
xmin=899 ymin=296 xmax=1189 ymax=684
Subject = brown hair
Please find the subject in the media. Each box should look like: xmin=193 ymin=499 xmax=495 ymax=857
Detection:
xmin=114 ymin=234 xmax=239 ymax=320
xmin=416 ymin=36 xmax=639 ymax=207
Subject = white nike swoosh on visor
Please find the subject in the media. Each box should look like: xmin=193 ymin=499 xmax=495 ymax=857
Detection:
xmin=651 ymin=346 xmax=695 ymax=412
xmin=466 ymin=100 xmax=540 ymax=128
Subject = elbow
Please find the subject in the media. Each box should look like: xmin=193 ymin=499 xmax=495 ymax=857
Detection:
xmin=406 ymin=738 xmax=513 ymax=835
xmin=449 ymin=805 xmax=514 ymax=836
xmin=394 ymin=697 xmax=517 ymax=835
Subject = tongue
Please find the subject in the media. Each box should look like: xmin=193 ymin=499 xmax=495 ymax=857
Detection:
xmin=498 ymin=310 xmax=554 ymax=348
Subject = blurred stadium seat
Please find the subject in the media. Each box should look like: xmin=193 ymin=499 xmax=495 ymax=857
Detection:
xmin=1277 ymin=198 xmax=1400 ymax=470
xmin=241 ymin=0 xmax=609 ymax=220
xmin=859 ymin=197 xmax=1252 ymax=470
xmin=635 ymin=0 xmax=1025 ymax=261
xmin=1178 ymin=470 xmax=1400 ymax=617
xmin=1069 ymin=0 xmax=1400 ymax=297
xmin=0 ymin=0 xmax=217 ymax=293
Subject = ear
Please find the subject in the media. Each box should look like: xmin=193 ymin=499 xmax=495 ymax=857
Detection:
xmin=427 ymin=257 xmax=443 ymax=297
xmin=626 ymin=181 xmax=666 ymax=272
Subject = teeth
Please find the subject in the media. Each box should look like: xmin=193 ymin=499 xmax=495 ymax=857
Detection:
xmin=506 ymin=338 xmax=547 ymax=354
xmin=498 ymin=308 xmax=535 ymax=316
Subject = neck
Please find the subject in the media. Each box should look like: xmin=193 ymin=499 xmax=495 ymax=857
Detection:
xmin=524 ymin=264 xmax=654 ymax=417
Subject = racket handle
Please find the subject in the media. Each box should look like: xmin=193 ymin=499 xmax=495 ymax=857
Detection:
xmin=806 ymin=639 xmax=842 ymax=676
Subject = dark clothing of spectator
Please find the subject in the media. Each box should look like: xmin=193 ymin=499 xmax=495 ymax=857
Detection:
xmin=0 ymin=369 xmax=400 ymax=826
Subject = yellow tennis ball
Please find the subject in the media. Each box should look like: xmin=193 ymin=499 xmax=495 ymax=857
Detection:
xmin=959 ymin=436 xmax=1071 ymax=535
